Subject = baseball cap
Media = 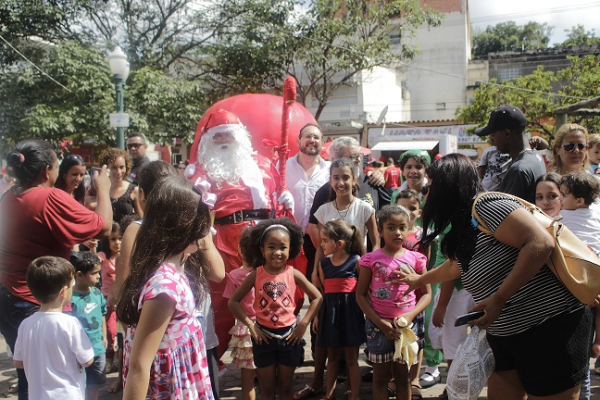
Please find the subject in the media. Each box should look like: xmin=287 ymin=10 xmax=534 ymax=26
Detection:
xmin=475 ymin=105 xmax=527 ymax=137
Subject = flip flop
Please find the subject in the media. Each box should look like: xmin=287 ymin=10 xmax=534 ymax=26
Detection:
xmin=294 ymin=385 xmax=325 ymax=400
xmin=8 ymin=384 xmax=17 ymax=394
xmin=411 ymin=384 xmax=423 ymax=400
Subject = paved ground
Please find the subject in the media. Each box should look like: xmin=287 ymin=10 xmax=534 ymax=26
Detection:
xmin=0 ymin=308 xmax=598 ymax=399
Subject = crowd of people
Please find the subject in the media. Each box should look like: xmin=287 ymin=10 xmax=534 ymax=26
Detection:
xmin=0 ymin=104 xmax=599 ymax=400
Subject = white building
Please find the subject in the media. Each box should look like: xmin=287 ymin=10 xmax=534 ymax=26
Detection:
xmin=306 ymin=0 xmax=475 ymax=151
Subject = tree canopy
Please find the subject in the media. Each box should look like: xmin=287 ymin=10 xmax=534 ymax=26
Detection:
xmin=456 ymin=55 xmax=600 ymax=139
xmin=472 ymin=21 xmax=553 ymax=58
xmin=556 ymin=24 xmax=600 ymax=47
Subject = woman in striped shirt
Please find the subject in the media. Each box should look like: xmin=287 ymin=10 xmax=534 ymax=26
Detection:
xmin=399 ymin=153 xmax=590 ymax=399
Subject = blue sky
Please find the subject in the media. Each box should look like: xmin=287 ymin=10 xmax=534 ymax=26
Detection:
xmin=469 ymin=0 xmax=600 ymax=44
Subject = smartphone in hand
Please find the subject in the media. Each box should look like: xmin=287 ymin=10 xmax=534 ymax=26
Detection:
xmin=454 ymin=311 xmax=485 ymax=327
xmin=89 ymin=167 xmax=101 ymax=191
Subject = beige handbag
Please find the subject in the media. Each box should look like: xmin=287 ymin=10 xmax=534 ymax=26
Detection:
xmin=472 ymin=192 xmax=600 ymax=305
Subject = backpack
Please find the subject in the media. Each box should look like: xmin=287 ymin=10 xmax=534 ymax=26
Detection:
xmin=471 ymin=192 xmax=600 ymax=305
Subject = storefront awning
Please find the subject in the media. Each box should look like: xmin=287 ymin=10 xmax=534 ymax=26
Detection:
xmin=370 ymin=140 xmax=439 ymax=151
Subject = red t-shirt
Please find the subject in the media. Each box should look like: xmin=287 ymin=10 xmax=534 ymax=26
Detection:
xmin=384 ymin=166 xmax=402 ymax=188
xmin=0 ymin=187 xmax=104 ymax=303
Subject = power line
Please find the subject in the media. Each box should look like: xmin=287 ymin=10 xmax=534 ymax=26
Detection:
xmin=0 ymin=34 xmax=71 ymax=92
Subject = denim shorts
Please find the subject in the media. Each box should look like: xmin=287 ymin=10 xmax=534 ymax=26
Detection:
xmin=86 ymin=354 xmax=106 ymax=387
xmin=252 ymin=324 xmax=303 ymax=368
xmin=365 ymin=317 xmax=423 ymax=364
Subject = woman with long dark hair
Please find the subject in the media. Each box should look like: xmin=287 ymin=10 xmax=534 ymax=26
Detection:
xmin=400 ymin=153 xmax=590 ymax=399
xmin=55 ymin=154 xmax=86 ymax=204
xmin=0 ymin=140 xmax=112 ymax=400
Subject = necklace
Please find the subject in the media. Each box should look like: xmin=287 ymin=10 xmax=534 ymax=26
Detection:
xmin=334 ymin=197 xmax=354 ymax=219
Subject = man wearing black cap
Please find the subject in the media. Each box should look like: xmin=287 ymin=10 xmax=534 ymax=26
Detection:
xmin=475 ymin=105 xmax=546 ymax=203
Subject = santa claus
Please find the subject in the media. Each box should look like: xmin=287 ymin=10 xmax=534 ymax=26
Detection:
xmin=185 ymin=108 xmax=294 ymax=359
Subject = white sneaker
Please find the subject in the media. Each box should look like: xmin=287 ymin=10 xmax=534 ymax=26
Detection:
xmin=419 ymin=371 xmax=441 ymax=388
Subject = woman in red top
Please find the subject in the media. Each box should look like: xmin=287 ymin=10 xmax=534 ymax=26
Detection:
xmin=0 ymin=140 xmax=112 ymax=400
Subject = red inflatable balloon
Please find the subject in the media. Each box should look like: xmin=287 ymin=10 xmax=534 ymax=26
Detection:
xmin=189 ymin=94 xmax=317 ymax=163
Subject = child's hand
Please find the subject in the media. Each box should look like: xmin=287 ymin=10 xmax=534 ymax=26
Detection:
xmin=593 ymin=343 xmax=600 ymax=358
xmin=378 ymin=319 xmax=400 ymax=341
xmin=103 ymin=336 xmax=108 ymax=351
xmin=312 ymin=316 xmax=319 ymax=334
xmin=249 ymin=322 xmax=270 ymax=344
xmin=287 ymin=321 xmax=307 ymax=345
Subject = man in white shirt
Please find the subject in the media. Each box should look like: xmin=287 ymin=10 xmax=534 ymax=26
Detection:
xmin=286 ymin=123 xmax=330 ymax=280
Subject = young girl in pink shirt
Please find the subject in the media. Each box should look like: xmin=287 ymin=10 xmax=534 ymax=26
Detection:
xmin=97 ymin=221 xmax=122 ymax=372
xmin=228 ymin=218 xmax=322 ymax=400
xmin=356 ymin=205 xmax=432 ymax=400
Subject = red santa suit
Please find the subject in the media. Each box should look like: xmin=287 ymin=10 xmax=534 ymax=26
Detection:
xmin=186 ymin=109 xmax=287 ymax=359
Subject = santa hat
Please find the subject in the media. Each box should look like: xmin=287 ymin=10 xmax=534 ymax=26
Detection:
xmin=202 ymin=109 xmax=247 ymax=137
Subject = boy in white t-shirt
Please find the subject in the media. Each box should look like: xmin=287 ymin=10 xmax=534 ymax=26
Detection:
xmin=13 ymin=256 xmax=94 ymax=400
xmin=559 ymin=172 xmax=600 ymax=255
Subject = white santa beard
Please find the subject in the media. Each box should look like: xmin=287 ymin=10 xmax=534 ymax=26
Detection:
xmin=198 ymin=134 xmax=253 ymax=187
xmin=197 ymin=131 xmax=269 ymax=209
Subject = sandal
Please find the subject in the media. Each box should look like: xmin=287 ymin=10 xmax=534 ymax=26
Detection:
xmin=294 ymin=385 xmax=325 ymax=400
xmin=8 ymin=384 xmax=18 ymax=394
xmin=411 ymin=384 xmax=423 ymax=400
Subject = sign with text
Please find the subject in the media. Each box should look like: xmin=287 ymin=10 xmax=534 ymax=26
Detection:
xmin=109 ymin=113 xmax=130 ymax=128
xmin=368 ymin=124 xmax=485 ymax=146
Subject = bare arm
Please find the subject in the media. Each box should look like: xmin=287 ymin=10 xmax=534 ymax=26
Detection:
xmin=131 ymin=186 xmax=144 ymax=218
xmin=14 ymin=360 xmax=24 ymax=369
xmin=110 ymin=223 xmax=140 ymax=304
xmin=102 ymin=315 xmax=108 ymax=350
xmin=307 ymin=223 xmax=320 ymax=249
xmin=123 ymin=295 xmax=175 ymax=400
xmin=397 ymin=259 xmax=461 ymax=294
xmin=198 ymin=233 xmax=225 ymax=283
xmin=432 ymin=279 xmax=455 ymax=327
xmin=366 ymin=213 xmax=379 ymax=251
xmin=356 ymin=267 xmax=399 ymax=341
xmin=93 ymin=165 xmax=113 ymax=238
xmin=471 ymin=207 xmax=554 ymax=329
xmin=311 ymin=222 xmax=325 ymax=291
xmin=228 ymin=271 xmax=270 ymax=343
xmin=287 ymin=269 xmax=323 ymax=343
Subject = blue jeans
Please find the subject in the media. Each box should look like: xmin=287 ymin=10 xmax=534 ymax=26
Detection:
xmin=0 ymin=285 xmax=39 ymax=400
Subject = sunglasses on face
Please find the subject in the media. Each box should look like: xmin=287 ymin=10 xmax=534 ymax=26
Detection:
xmin=127 ymin=143 xmax=143 ymax=149
xmin=562 ymin=142 xmax=587 ymax=152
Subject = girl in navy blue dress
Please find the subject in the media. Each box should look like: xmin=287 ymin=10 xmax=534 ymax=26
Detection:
xmin=315 ymin=219 xmax=366 ymax=400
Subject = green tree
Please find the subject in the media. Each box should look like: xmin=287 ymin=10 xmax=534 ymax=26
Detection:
xmin=0 ymin=41 xmax=114 ymax=152
xmin=556 ymin=24 xmax=600 ymax=47
xmin=0 ymin=41 xmax=208 ymax=153
xmin=456 ymin=55 xmax=600 ymax=138
xmin=472 ymin=21 xmax=553 ymax=58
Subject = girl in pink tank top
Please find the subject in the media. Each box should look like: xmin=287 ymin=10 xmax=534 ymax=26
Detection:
xmin=228 ymin=218 xmax=322 ymax=400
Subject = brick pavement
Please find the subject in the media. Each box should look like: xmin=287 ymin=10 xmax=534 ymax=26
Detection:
xmin=0 ymin=315 xmax=598 ymax=399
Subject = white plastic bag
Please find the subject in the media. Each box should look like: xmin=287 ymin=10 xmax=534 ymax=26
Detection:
xmin=446 ymin=326 xmax=495 ymax=400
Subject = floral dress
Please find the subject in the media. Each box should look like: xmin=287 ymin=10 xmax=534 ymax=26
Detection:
xmin=123 ymin=263 xmax=214 ymax=400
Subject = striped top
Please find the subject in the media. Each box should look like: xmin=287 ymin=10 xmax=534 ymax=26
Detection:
xmin=460 ymin=193 xmax=581 ymax=337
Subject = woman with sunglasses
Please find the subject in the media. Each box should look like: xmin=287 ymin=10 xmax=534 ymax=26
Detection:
xmin=55 ymin=154 xmax=87 ymax=205
xmin=550 ymin=124 xmax=590 ymax=176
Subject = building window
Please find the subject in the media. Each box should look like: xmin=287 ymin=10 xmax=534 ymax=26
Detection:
xmin=436 ymin=103 xmax=446 ymax=110
xmin=498 ymin=66 xmax=521 ymax=82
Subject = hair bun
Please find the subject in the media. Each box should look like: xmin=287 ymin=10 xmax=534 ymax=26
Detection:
xmin=7 ymin=151 xmax=24 ymax=167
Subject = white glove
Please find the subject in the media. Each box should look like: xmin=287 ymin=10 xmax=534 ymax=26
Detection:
xmin=184 ymin=163 xmax=196 ymax=179
xmin=278 ymin=191 xmax=295 ymax=210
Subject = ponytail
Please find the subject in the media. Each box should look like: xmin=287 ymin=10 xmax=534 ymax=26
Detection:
xmin=346 ymin=225 xmax=365 ymax=256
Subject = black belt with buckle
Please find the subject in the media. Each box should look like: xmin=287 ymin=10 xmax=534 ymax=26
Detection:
xmin=214 ymin=209 xmax=271 ymax=225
